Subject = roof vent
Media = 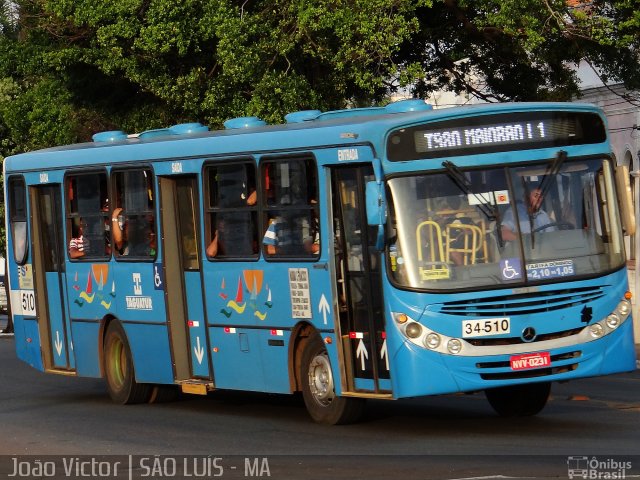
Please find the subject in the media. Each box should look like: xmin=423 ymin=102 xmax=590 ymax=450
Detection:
xmin=169 ymin=122 xmax=209 ymax=135
xmin=224 ymin=117 xmax=267 ymax=129
xmin=284 ymin=110 xmax=322 ymax=123
xmin=92 ymin=130 xmax=128 ymax=143
xmin=385 ymin=99 xmax=432 ymax=113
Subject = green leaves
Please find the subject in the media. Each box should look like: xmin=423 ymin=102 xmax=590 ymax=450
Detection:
xmin=0 ymin=0 xmax=637 ymax=155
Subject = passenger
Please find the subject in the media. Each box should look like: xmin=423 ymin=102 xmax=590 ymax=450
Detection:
xmin=441 ymin=196 xmax=476 ymax=265
xmin=111 ymin=207 xmax=126 ymax=254
xmin=102 ymin=198 xmax=112 ymax=255
xmin=263 ymin=216 xmax=286 ymax=255
xmin=206 ymin=229 xmax=221 ymax=257
xmin=303 ymin=206 xmax=320 ymax=254
xmin=112 ymin=207 xmax=156 ymax=256
xmin=207 ymin=218 xmax=228 ymax=257
xmin=246 ymin=189 xmax=257 ymax=206
xmin=303 ymin=234 xmax=319 ymax=254
xmin=207 ymin=190 xmax=256 ymax=257
xmin=69 ymin=219 xmax=89 ymax=259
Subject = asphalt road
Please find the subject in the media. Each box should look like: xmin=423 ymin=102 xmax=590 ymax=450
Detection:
xmin=0 ymin=315 xmax=639 ymax=479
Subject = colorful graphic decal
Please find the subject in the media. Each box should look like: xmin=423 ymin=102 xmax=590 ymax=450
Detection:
xmin=72 ymin=264 xmax=115 ymax=310
xmin=218 ymin=270 xmax=272 ymax=321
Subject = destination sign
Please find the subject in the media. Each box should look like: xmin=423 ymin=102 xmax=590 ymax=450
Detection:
xmin=387 ymin=111 xmax=606 ymax=161
xmin=417 ymin=121 xmax=550 ymax=152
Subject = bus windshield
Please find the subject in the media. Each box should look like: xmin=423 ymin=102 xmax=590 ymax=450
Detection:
xmin=386 ymin=157 xmax=625 ymax=290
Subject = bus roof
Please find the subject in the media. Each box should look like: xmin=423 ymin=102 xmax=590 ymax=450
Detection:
xmin=4 ymin=101 xmax=605 ymax=173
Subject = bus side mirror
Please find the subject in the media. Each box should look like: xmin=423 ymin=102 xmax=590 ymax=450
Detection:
xmin=365 ymin=181 xmax=387 ymax=250
xmin=615 ymin=165 xmax=636 ymax=235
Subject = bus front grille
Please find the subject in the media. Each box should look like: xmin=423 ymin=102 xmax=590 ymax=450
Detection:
xmin=438 ymin=286 xmax=605 ymax=317
xmin=479 ymin=363 xmax=578 ymax=380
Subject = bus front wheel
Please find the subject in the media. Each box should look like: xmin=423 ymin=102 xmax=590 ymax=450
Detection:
xmin=103 ymin=321 xmax=151 ymax=404
xmin=300 ymin=335 xmax=365 ymax=425
xmin=485 ymin=382 xmax=551 ymax=417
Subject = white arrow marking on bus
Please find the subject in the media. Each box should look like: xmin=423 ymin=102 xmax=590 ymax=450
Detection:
xmin=318 ymin=294 xmax=330 ymax=325
xmin=356 ymin=339 xmax=368 ymax=370
xmin=380 ymin=339 xmax=389 ymax=371
xmin=194 ymin=337 xmax=204 ymax=365
xmin=54 ymin=331 xmax=63 ymax=357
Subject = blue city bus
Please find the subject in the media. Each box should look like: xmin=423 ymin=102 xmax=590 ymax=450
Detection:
xmin=3 ymin=99 xmax=637 ymax=424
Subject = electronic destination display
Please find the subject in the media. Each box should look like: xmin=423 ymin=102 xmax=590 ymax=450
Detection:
xmin=387 ymin=111 xmax=606 ymax=161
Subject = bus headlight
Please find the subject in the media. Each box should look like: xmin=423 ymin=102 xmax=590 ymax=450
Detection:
xmin=589 ymin=323 xmax=604 ymax=338
xmin=391 ymin=311 xmax=465 ymax=355
xmin=447 ymin=339 xmax=462 ymax=354
xmin=606 ymin=313 xmax=620 ymax=329
xmin=424 ymin=333 xmax=441 ymax=349
xmin=405 ymin=322 xmax=423 ymax=339
xmin=615 ymin=299 xmax=631 ymax=318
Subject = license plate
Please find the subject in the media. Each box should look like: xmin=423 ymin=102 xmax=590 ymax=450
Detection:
xmin=510 ymin=352 xmax=551 ymax=371
xmin=462 ymin=317 xmax=510 ymax=338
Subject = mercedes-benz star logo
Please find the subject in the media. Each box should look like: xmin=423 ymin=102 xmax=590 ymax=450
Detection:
xmin=522 ymin=327 xmax=537 ymax=342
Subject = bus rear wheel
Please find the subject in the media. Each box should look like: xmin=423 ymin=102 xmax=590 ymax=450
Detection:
xmin=103 ymin=321 xmax=151 ymax=404
xmin=485 ymin=382 xmax=551 ymax=417
xmin=300 ymin=335 xmax=365 ymax=425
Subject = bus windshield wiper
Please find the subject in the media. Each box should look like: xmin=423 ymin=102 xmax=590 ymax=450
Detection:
xmin=442 ymin=160 xmax=505 ymax=246
xmin=538 ymin=150 xmax=567 ymax=200
xmin=442 ymin=160 xmax=497 ymax=221
xmin=524 ymin=150 xmax=568 ymax=249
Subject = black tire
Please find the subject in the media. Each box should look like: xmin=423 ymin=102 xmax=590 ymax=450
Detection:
xmin=103 ymin=321 xmax=151 ymax=404
xmin=300 ymin=335 xmax=365 ymax=425
xmin=485 ymin=382 xmax=551 ymax=417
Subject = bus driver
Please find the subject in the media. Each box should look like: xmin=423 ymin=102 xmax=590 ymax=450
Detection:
xmin=501 ymin=186 xmax=556 ymax=241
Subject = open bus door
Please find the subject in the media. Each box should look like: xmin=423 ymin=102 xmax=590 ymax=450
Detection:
xmin=331 ymin=165 xmax=391 ymax=394
xmin=159 ymin=176 xmax=213 ymax=393
xmin=29 ymin=185 xmax=75 ymax=371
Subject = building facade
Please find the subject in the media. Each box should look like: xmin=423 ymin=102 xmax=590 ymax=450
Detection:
xmin=574 ymin=61 xmax=640 ymax=342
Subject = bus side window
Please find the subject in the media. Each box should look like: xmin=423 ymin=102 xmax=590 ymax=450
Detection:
xmin=205 ymin=161 xmax=258 ymax=259
xmin=261 ymin=157 xmax=319 ymax=258
xmin=112 ymin=169 xmax=156 ymax=259
xmin=65 ymin=172 xmax=110 ymax=260
xmin=8 ymin=176 xmax=28 ymax=265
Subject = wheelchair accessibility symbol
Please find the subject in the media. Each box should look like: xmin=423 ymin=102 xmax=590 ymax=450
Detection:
xmin=153 ymin=263 xmax=164 ymax=290
xmin=500 ymin=258 xmax=522 ymax=280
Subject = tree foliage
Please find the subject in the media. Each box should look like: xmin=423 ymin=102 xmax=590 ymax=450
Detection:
xmin=0 ymin=0 xmax=638 ymax=154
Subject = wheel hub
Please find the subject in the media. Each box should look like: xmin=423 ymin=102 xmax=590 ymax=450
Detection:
xmin=308 ymin=353 xmax=335 ymax=406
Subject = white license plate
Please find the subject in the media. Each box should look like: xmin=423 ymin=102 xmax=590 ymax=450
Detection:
xmin=462 ymin=317 xmax=510 ymax=338
xmin=510 ymin=352 xmax=551 ymax=371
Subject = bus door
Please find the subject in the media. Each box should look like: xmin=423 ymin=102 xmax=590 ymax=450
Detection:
xmin=159 ymin=176 xmax=213 ymax=388
xmin=30 ymin=184 xmax=75 ymax=371
xmin=331 ymin=165 xmax=390 ymax=393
